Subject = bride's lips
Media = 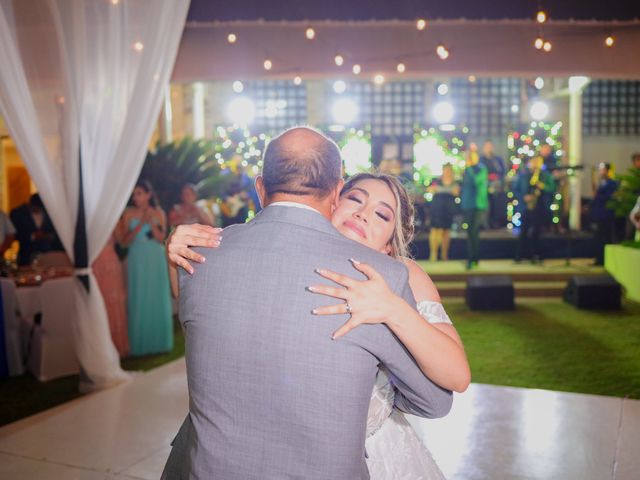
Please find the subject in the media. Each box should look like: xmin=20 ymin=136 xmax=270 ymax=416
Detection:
xmin=343 ymin=220 xmax=367 ymax=239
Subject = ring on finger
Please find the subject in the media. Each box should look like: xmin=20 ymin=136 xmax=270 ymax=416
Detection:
xmin=345 ymin=302 xmax=352 ymax=315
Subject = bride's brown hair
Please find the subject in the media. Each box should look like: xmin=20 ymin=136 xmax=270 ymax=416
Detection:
xmin=340 ymin=173 xmax=415 ymax=259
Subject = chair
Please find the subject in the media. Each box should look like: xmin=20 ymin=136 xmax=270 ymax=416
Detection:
xmin=33 ymin=251 xmax=73 ymax=268
xmin=0 ymin=278 xmax=25 ymax=376
xmin=27 ymin=277 xmax=79 ymax=381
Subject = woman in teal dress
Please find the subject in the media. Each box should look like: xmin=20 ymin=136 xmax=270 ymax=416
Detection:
xmin=118 ymin=180 xmax=173 ymax=356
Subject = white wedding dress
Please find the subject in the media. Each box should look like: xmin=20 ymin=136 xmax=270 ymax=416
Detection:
xmin=364 ymin=301 xmax=451 ymax=480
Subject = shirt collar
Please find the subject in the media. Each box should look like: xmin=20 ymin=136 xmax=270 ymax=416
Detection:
xmin=268 ymin=201 xmax=321 ymax=215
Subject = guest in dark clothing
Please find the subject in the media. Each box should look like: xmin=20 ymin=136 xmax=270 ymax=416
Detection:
xmin=428 ymin=164 xmax=459 ymax=261
xmin=590 ymin=163 xmax=619 ymax=265
xmin=480 ymin=141 xmax=507 ymax=229
xmin=461 ymin=145 xmax=488 ymax=269
xmin=220 ymin=183 xmax=249 ymax=227
xmin=10 ymin=194 xmax=63 ymax=266
xmin=540 ymin=144 xmax=558 ymax=172
xmin=513 ymin=156 xmax=556 ymax=263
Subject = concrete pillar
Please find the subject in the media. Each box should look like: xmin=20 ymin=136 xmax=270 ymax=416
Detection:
xmin=158 ymin=85 xmax=173 ymax=144
xmin=568 ymin=88 xmax=584 ymax=231
xmin=192 ymin=82 xmax=205 ymax=139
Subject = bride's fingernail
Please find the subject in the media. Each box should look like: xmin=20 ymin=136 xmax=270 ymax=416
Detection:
xmin=199 ymin=256 xmax=206 ymax=263
xmin=315 ymin=268 xmax=326 ymax=275
xmin=349 ymin=258 xmax=361 ymax=265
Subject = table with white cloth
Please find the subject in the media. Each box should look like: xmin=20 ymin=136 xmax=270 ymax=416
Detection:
xmin=0 ymin=270 xmax=74 ymax=378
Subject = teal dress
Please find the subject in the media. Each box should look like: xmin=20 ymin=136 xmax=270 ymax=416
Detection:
xmin=127 ymin=218 xmax=173 ymax=356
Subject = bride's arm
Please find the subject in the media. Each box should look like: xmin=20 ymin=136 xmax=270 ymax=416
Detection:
xmin=310 ymin=260 xmax=470 ymax=393
xmin=165 ymin=223 xmax=222 ymax=297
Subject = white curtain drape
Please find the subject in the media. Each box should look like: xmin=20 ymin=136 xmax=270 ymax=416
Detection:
xmin=0 ymin=0 xmax=190 ymax=389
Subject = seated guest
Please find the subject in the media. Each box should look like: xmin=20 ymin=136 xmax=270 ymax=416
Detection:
xmin=10 ymin=194 xmax=63 ymax=266
xmin=0 ymin=210 xmax=15 ymax=258
xmin=168 ymin=184 xmax=213 ymax=228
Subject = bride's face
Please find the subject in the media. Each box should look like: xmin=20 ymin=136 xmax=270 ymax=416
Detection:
xmin=331 ymin=179 xmax=397 ymax=254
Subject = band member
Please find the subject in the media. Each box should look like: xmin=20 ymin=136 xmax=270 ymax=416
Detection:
xmin=461 ymin=144 xmax=488 ymax=269
xmin=480 ymin=141 xmax=507 ymax=229
xmin=513 ymin=156 xmax=556 ymax=263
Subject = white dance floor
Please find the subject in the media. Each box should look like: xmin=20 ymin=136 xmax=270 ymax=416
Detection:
xmin=0 ymin=358 xmax=637 ymax=479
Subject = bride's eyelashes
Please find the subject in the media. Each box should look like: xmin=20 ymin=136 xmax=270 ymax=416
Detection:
xmin=376 ymin=211 xmax=391 ymax=222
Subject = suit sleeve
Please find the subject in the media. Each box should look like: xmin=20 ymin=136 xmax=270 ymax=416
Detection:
xmin=375 ymin=267 xmax=453 ymax=419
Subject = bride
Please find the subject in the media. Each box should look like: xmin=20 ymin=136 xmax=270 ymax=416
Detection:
xmin=167 ymin=172 xmax=470 ymax=479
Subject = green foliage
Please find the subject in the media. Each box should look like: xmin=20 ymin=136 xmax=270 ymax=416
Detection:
xmin=610 ymin=167 xmax=640 ymax=218
xmin=139 ymin=137 xmax=236 ymax=212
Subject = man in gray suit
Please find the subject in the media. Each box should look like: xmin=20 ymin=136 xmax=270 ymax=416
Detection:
xmin=163 ymin=127 xmax=452 ymax=479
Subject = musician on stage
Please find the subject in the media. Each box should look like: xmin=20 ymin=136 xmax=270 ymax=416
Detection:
xmin=513 ymin=156 xmax=556 ymax=263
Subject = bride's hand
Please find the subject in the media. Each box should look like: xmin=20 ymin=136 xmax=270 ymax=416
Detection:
xmin=166 ymin=223 xmax=222 ymax=274
xmin=308 ymin=259 xmax=405 ymax=339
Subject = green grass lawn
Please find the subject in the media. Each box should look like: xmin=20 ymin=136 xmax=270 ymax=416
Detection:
xmin=447 ymin=299 xmax=640 ymax=399
xmin=2 ymin=300 xmax=639 ymax=427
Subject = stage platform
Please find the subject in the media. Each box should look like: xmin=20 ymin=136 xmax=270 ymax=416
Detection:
xmin=415 ymin=258 xmax=606 ymax=298
xmin=411 ymin=229 xmax=598 ymax=261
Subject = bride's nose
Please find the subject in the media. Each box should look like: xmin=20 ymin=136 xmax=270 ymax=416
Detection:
xmin=353 ymin=210 xmax=368 ymax=223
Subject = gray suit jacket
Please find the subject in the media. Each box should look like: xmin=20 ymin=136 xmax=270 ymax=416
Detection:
xmin=162 ymin=205 xmax=452 ymax=480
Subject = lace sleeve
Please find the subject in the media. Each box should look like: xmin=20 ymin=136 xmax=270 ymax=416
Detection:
xmin=416 ymin=300 xmax=453 ymax=325
xmin=366 ymin=369 xmax=394 ymax=438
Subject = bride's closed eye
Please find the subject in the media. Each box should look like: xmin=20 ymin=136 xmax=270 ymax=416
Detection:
xmin=346 ymin=193 xmax=363 ymax=203
xmin=376 ymin=211 xmax=391 ymax=222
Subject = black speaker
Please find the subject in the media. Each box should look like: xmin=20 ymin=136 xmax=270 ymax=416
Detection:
xmin=466 ymin=275 xmax=515 ymax=310
xmin=563 ymin=275 xmax=622 ymax=310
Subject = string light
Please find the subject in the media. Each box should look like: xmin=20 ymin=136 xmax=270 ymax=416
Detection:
xmin=133 ymin=41 xmax=144 ymax=52
xmin=535 ymin=77 xmax=544 ymax=89
xmin=396 ymin=62 xmax=406 ymax=73
xmin=227 ymin=33 xmax=237 ymax=44
xmin=605 ymin=35 xmax=615 ymax=47
xmin=543 ymin=40 xmax=552 ymax=52
xmin=333 ymin=80 xmax=347 ymax=94
xmin=263 ymin=59 xmax=272 ymax=71
xmin=534 ymin=37 xmax=544 ymax=49
xmin=536 ymin=11 xmax=547 ymax=23
xmin=334 ymin=54 xmax=344 ymax=67
xmin=468 ymin=75 xmax=477 ymax=83
xmin=232 ymin=81 xmax=244 ymax=93
xmin=293 ymin=76 xmax=302 ymax=85
xmin=373 ymin=74 xmax=385 ymax=85
xmin=416 ymin=19 xmax=427 ymax=31
xmin=352 ymin=64 xmax=361 ymax=75
xmin=305 ymin=27 xmax=315 ymax=40
xmin=436 ymin=45 xmax=450 ymax=60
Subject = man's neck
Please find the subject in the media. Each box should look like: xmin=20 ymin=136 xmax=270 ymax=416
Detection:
xmin=264 ymin=194 xmax=332 ymax=219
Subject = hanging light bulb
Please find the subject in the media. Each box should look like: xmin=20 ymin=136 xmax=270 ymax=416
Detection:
xmin=468 ymin=75 xmax=477 ymax=83
xmin=534 ymin=37 xmax=544 ymax=49
xmin=416 ymin=19 xmax=427 ymax=31
xmin=543 ymin=41 xmax=552 ymax=52
xmin=305 ymin=27 xmax=316 ymax=40
xmin=335 ymin=54 xmax=344 ymax=67
xmin=436 ymin=44 xmax=450 ymax=60
xmin=293 ymin=76 xmax=302 ymax=85
xmin=263 ymin=59 xmax=273 ymax=70
xmin=227 ymin=33 xmax=237 ymax=44
xmin=605 ymin=35 xmax=615 ymax=47
xmin=536 ymin=11 xmax=547 ymax=23
xmin=373 ymin=74 xmax=385 ymax=85
xmin=352 ymin=64 xmax=362 ymax=75
xmin=396 ymin=63 xmax=406 ymax=73
xmin=133 ymin=41 xmax=144 ymax=52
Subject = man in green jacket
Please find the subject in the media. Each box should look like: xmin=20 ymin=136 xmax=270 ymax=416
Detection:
xmin=461 ymin=146 xmax=489 ymax=269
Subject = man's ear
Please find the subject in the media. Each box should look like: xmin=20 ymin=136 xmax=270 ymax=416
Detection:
xmin=330 ymin=179 xmax=345 ymax=213
xmin=255 ymin=176 xmax=267 ymax=208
